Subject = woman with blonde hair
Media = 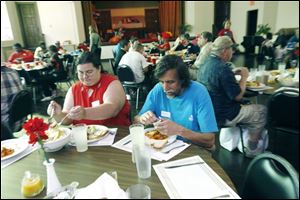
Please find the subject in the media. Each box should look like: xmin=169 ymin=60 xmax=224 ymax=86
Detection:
xmin=89 ymin=25 xmax=102 ymax=66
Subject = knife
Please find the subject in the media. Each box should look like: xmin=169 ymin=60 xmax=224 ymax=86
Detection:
xmin=122 ymin=139 xmax=131 ymax=146
xmin=164 ymin=161 xmax=205 ymax=169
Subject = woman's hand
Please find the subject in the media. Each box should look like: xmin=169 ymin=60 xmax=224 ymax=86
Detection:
xmin=68 ymin=106 xmax=86 ymax=120
xmin=47 ymin=101 xmax=62 ymax=116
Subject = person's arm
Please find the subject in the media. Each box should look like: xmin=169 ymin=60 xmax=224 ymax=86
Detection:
xmin=154 ymin=119 xmax=215 ymax=149
xmin=68 ymin=80 xmax=126 ymax=121
xmin=233 ymin=67 xmax=249 ymax=101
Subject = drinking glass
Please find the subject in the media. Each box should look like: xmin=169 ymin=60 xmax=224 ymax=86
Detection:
xmin=126 ymin=184 xmax=151 ymax=199
xmin=278 ymin=62 xmax=286 ymax=72
xmin=134 ymin=145 xmax=151 ymax=179
xmin=129 ymin=124 xmax=145 ymax=163
xmin=21 ymin=171 xmax=44 ymax=197
xmin=72 ymin=123 xmax=88 ymax=152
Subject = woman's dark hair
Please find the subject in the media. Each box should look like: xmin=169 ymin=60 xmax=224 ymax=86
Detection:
xmin=13 ymin=43 xmax=22 ymax=48
xmin=78 ymin=52 xmax=101 ymax=70
xmin=155 ymin=55 xmax=190 ymax=88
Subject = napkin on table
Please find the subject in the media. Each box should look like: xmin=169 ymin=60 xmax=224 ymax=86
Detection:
xmin=75 ymin=172 xmax=127 ymax=199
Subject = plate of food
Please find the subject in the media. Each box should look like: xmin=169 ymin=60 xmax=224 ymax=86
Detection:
xmin=1 ymin=139 xmax=29 ymax=161
xmin=87 ymin=125 xmax=109 ymax=143
xmin=246 ymin=81 xmax=266 ymax=89
xmin=144 ymin=128 xmax=176 ymax=149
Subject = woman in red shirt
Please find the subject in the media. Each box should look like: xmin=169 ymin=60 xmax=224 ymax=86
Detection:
xmin=47 ymin=52 xmax=130 ymax=126
xmin=218 ymin=20 xmax=236 ymax=44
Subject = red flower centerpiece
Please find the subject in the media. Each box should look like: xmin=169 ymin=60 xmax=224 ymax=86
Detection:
xmin=23 ymin=117 xmax=50 ymax=163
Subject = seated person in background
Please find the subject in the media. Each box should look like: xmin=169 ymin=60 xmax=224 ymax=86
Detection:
xmin=114 ymin=39 xmax=130 ymax=74
xmin=40 ymin=45 xmax=67 ymax=101
xmin=8 ymin=43 xmax=34 ymax=63
xmin=119 ymin=42 xmax=151 ymax=85
xmin=218 ymin=19 xmax=236 ymax=44
xmin=134 ymin=55 xmax=218 ymax=149
xmin=171 ymin=33 xmax=200 ymax=54
xmin=1 ymin=65 xmax=24 ymax=132
xmin=261 ymin=32 xmax=274 ymax=59
xmin=197 ymin=36 xmax=267 ymax=157
xmin=152 ymin=31 xmax=172 ymax=55
xmin=77 ymin=40 xmax=89 ymax=52
xmin=34 ymin=41 xmax=49 ymax=61
xmin=189 ymin=31 xmax=213 ymax=80
xmin=284 ymin=29 xmax=299 ymax=65
xmin=47 ymin=52 xmax=130 ymax=126
xmin=55 ymin=41 xmax=64 ymax=52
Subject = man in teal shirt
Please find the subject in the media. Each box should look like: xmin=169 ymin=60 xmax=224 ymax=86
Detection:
xmin=135 ymin=55 xmax=218 ymax=149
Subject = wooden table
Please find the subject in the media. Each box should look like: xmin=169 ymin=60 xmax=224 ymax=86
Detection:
xmin=1 ymin=126 xmax=236 ymax=199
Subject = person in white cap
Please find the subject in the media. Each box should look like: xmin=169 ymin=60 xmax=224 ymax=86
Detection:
xmin=197 ymin=36 xmax=268 ymax=157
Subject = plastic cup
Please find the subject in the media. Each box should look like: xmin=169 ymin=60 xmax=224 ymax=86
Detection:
xmin=21 ymin=171 xmax=44 ymax=197
xmin=72 ymin=124 xmax=88 ymax=152
xmin=126 ymin=184 xmax=151 ymax=199
xmin=129 ymin=124 xmax=145 ymax=163
xmin=278 ymin=63 xmax=286 ymax=72
xmin=134 ymin=145 xmax=151 ymax=179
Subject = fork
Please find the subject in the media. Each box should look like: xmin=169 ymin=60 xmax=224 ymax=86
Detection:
xmin=57 ymin=114 xmax=69 ymax=126
xmin=161 ymin=144 xmax=185 ymax=154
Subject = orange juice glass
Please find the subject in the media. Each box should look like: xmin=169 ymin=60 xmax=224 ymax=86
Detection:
xmin=21 ymin=171 xmax=44 ymax=197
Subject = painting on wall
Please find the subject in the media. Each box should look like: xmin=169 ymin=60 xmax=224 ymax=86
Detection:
xmin=112 ymin=16 xmax=145 ymax=29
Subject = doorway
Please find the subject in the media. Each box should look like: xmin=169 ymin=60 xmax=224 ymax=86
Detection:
xmin=213 ymin=1 xmax=231 ymax=38
xmin=246 ymin=10 xmax=258 ymax=36
xmin=16 ymin=2 xmax=43 ymax=49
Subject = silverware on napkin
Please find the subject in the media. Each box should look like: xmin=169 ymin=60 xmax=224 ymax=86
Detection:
xmin=164 ymin=161 xmax=205 ymax=169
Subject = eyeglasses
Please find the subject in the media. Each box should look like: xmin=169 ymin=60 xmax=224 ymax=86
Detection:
xmin=77 ymin=69 xmax=95 ymax=77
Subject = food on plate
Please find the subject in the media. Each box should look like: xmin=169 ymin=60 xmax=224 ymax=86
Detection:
xmin=270 ymin=70 xmax=280 ymax=76
xmin=45 ymin=126 xmax=65 ymax=142
xmin=1 ymin=147 xmax=15 ymax=158
xmin=87 ymin=125 xmax=108 ymax=140
xmin=246 ymin=81 xmax=261 ymax=87
xmin=145 ymin=130 xmax=168 ymax=149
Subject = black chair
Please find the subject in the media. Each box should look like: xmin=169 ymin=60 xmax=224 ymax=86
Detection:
xmin=267 ymin=89 xmax=299 ymax=171
xmin=56 ymin=56 xmax=76 ymax=88
xmin=8 ymin=90 xmax=33 ymax=132
xmin=1 ymin=121 xmax=13 ymax=141
xmin=117 ymin=64 xmax=143 ymax=110
xmin=241 ymin=153 xmax=299 ymax=199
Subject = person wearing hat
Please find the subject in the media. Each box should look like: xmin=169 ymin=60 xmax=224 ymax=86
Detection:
xmin=197 ymin=36 xmax=268 ymax=158
xmin=157 ymin=32 xmax=172 ymax=54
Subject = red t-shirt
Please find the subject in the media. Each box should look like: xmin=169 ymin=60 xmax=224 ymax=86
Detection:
xmin=72 ymin=74 xmax=131 ymax=126
xmin=7 ymin=50 xmax=34 ymax=63
xmin=218 ymin=29 xmax=236 ymax=43
xmin=158 ymin=42 xmax=170 ymax=51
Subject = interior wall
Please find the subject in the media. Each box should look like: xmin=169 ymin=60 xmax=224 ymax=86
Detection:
xmin=184 ymin=1 xmax=214 ymax=36
xmin=276 ymin=1 xmax=299 ymax=31
xmin=37 ymin=1 xmax=83 ymax=46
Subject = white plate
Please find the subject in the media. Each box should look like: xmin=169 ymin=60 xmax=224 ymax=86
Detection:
xmin=144 ymin=128 xmax=176 ymax=146
xmin=1 ymin=139 xmax=29 ymax=161
xmin=247 ymin=82 xmax=266 ymax=89
xmin=87 ymin=125 xmax=109 ymax=143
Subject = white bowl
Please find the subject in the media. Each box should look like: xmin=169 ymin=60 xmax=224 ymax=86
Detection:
xmin=278 ymin=77 xmax=299 ymax=87
xmin=43 ymin=127 xmax=71 ymax=152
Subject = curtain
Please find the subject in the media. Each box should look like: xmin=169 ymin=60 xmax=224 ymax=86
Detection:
xmin=159 ymin=1 xmax=182 ymax=38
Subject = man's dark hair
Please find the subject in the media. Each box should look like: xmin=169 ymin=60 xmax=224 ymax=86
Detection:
xmin=119 ymin=39 xmax=129 ymax=48
xmin=49 ymin=45 xmax=58 ymax=53
xmin=266 ymin=32 xmax=273 ymax=40
xmin=78 ymin=52 xmax=101 ymax=70
xmin=155 ymin=55 xmax=190 ymax=88
xmin=201 ymin=31 xmax=213 ymax=42
xmin=13 ymin=43 xmax=22 ymax=48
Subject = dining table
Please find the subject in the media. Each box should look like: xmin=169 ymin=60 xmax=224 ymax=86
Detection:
xmin=1 ymin=126 xmax=236 ymax=199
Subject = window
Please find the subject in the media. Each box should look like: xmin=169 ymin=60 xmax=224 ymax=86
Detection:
xmin=1 ymin=1 xmax=14 ymax=41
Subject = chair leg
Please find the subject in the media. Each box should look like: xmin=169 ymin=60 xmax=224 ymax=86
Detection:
xmin=238 ymin=125 xmax=246 ymax=156
xmin=32 ymin=87 xmax=36 ymax=105
xmin=136 ymin=87 xmax=140 ymax=110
